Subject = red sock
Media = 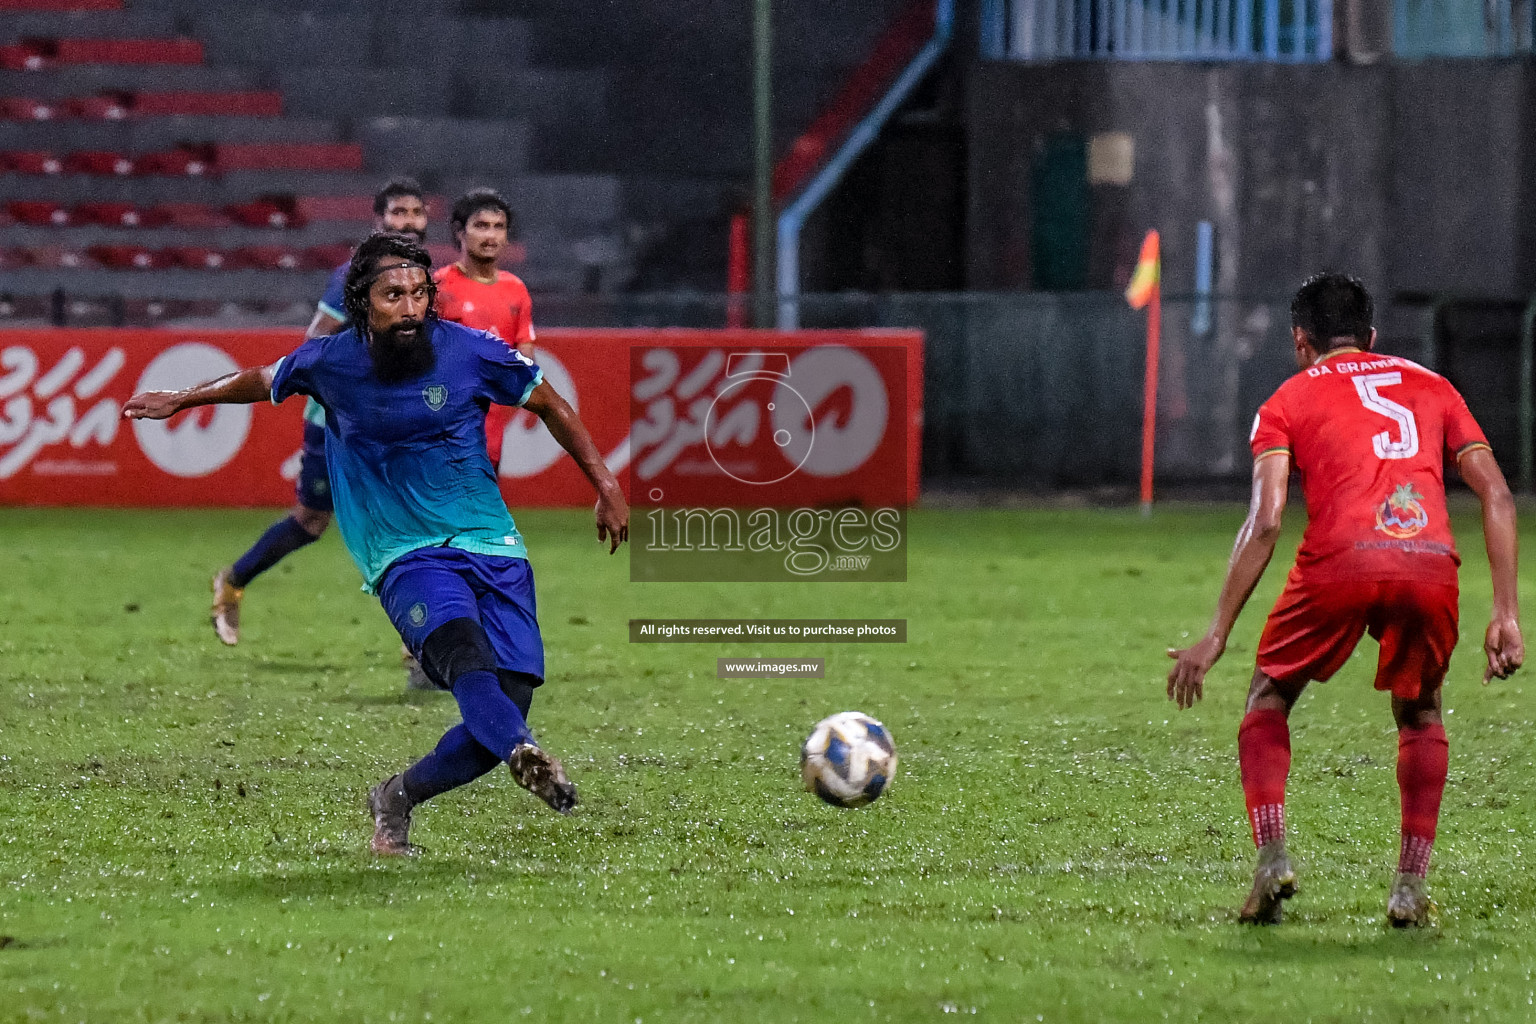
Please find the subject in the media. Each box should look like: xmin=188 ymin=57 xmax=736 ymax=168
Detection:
xmin=1397 ymin=723 xmax=1449 ymax=878
xmin=1239 ymin=708 xmax=1291 ymax=848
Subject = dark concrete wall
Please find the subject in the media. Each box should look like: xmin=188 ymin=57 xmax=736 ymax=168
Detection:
xmin=1388 ymin=60 xmax=1532 ymax=297
xmin=967 ymin=59 xmax=1536 ymax=300
xmin=490 ymin=0 xmax=911 ymax=178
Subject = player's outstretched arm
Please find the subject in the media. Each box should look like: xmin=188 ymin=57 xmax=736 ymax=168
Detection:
xmin=1459 ymin=447 xmax=1523 ymax=682
xmin=522 ymin=381 xmax=629 ymax=554
xmin=1167 ymin=452 xmax=1290 ymax=709
xmin=122 ymin=364 xmax=279 ymax=421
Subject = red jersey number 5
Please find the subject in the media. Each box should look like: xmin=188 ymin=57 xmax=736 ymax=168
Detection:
xmin=1352 ymin=372 xmax=1419 ymax=460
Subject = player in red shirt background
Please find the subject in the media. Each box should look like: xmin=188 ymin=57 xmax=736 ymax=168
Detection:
xmin=1167 ymin=274 xmax=1523 ymax=927
xmin=433 ymin=188 xmax=536 ymax=471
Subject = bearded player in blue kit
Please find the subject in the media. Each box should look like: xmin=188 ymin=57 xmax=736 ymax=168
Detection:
xmin=125 ymin=232 xmax=629 ymax=853
xmin=211 ymin=177 xmax=429 ymax=651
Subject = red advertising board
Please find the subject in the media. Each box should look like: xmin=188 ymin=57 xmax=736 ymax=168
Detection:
xmin=0 ymin=328 xmax=923 ymax=508
xmin=0 ymin=328 xmax=304 ymax=506
xmin=622 ymin=332 xmax=920 ymax=508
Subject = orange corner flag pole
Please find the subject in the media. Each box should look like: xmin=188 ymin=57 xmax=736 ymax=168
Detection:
xmin=1125 ymin=230 xmax=1161 ymax=515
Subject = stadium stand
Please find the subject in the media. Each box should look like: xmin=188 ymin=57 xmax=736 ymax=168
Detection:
xmin=2 ymin=0 xmax=915 ymax=323
xmin=0 ymin=1 xmax=125 ymax=9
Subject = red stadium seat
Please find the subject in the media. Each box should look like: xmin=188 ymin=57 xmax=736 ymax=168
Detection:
xmin=162 ymin=246 xmax=228 ymax=270
xmin=53 ymin=38 xmax=204 ymax=65
xmin=64 ymin=93 xmax=131 ymax=120
xmin=303 ymin=243 xmax=354 ymax=270
xmin=122 ymin=298 xmax=201 ymax=324
xmin=225 ymin=198 xmax=303 ymax=229
xmin=147 ymin=202 xmax=225 ymax=228
xmin=73 ymin=201 xmax=154 ymax=227
xmin=0 ymin=296 xmax=50 ymax=322
xmin=230 ymin=245 xmax=302 ymax=270
xmin=6 ymin=200 xmax=71 ymax=226
xmin=0 ymin=42 xmax=52 ymax=71
xmin=212 ymin=143 xmax=362 ymax=173
xmin=0 ymin=97 xmax=57 ymax=120
xmin=133 ymin=146 xmax=213 ymax=177
xmin=87 ymin=243 xmax=161 ymax=269
xmin=23 ymin=245 xmax=89 ymax=268
xmin=132 ymin=91 xmax=283 ymax=117
xmin=4 ymin=151 xmax=64 ymax=174
xmin=294 ymin=195 xmax=376 ymax=222
xmin=62 ymin=150 xmax=134 ymax=175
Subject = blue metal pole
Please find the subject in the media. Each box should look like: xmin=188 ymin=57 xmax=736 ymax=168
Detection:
xmin=1192 ymin=220 xmax=1214 ymax=336
xmin=979 ymin=0 xmax=1006 ymax=57
xmin=752 ymin=0 xmax=773 ymax=325
xmin=776 ymin=0 xmax=955 ymax=328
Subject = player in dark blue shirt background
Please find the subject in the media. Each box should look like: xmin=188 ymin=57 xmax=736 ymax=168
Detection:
xmin=210 ymin=179 xmax=429 ymax=674
xmin=127 ymin=232 xmax=629 ymax=852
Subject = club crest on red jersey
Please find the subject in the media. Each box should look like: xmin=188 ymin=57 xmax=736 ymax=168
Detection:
xmin=1375 ymin=483 xmax=1429 ymax=539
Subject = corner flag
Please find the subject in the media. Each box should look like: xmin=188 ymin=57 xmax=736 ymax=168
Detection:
xmin=1128 ymin=230 xmax=1161 ymax=514
xmin=1125 ymin=230 xmax=1160 ymax=310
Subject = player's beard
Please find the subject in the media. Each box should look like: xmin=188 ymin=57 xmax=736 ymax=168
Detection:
xmin=368 ymin=318 xmax=437 ymax=383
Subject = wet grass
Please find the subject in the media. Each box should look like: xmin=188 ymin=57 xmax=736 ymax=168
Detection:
xmin=1 ymin=505 xmax=1534 ymax=1022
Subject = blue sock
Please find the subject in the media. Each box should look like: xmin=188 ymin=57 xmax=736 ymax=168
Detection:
xmin=451 ymin=669 xmax=531 ymax=760
xmin=231 ymin=515 xmax=318 ymax=587
xmin=401 ymin=724 xmax=501 ymax=804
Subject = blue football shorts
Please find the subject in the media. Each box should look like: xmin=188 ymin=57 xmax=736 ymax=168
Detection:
xmin=377 ymin=547 xmax=545 ymax=684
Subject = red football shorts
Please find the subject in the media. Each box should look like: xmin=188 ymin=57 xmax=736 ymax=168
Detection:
xmin=1256 ymin=573 xmax=1459 ymax=700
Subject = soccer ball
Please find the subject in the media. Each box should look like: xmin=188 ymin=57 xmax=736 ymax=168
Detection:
xmin=800 ymin=711 xmax=897 ymax=807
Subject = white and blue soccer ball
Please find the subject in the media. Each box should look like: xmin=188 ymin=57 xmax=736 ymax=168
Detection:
xmin=800 ymin=711 xmax=897 ymax=808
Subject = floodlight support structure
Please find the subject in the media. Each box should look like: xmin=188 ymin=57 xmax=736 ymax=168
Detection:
xmin=1520 ymin=297 xmax=1536 ymax=493
xmin=752 ymin=0 xmax=774 ymax=327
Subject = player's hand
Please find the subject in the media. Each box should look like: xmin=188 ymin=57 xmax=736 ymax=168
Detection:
xmin=1166 ymin=633 xmax=1224 ymax=709
xmin=1483 ymin=614 xmax=1524 ymax=683
xmin=122 ymin=391 xmax=183 ymax=420
xmin=595 ymin=485 xmax=629 ymax=555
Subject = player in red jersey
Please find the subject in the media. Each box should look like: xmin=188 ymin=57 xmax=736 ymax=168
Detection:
xmin=1167 ymin=274 xmax=1523 ymax=927
xmin=433 ymin=188 xmax=535 ymax=471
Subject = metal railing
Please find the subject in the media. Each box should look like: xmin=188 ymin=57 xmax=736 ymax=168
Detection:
xmin=980 ymin=0 xmax=1333 ymax=61
xmin=534 ymin=291 xmax=1444 ymax=488
xmin=10 ymin=288 xmax=1526 ymax=491
xmin=1394 ymin=0 xmax=1534 ymax=57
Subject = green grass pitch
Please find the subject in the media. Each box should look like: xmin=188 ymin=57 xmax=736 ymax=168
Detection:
xmin=2 ymin=504 xmax=1534 ymax=1023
